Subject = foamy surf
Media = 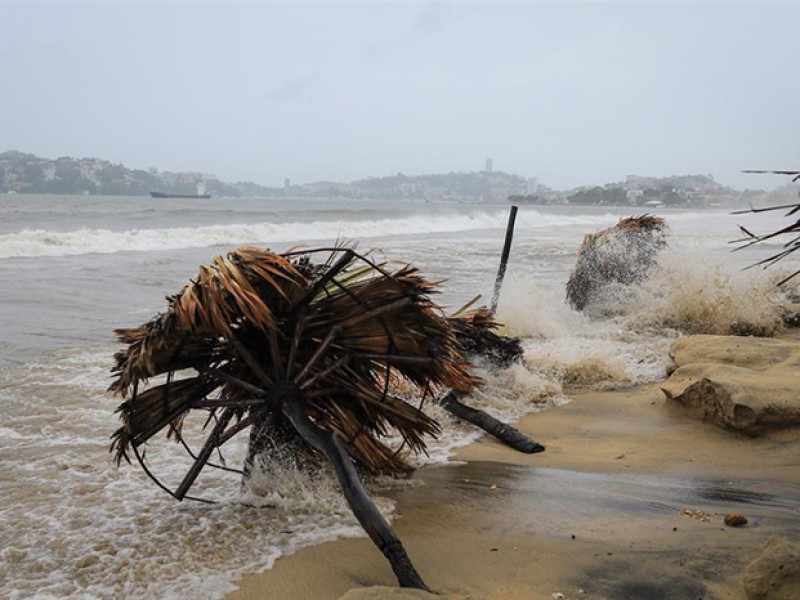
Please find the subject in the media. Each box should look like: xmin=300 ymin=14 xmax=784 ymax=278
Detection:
xmin=622 ymin=252 xmax=796 ymax=336
xmin=0 ymin=344 xmax=566 ymax=600
xmin=0 ymin=349 xmax=380 ymax=600
xmin=493 ymin=250 xmax=799 ymax=392
xmin=0 ymin=209 xmax=619 ymax=259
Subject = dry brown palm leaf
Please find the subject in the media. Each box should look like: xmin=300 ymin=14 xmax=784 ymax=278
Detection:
xmin=615 ymin=214 xmax=666 ymax=232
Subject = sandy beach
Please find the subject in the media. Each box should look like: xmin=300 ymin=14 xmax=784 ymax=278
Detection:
xmin=228 ymin=332 xmax=800 ymax=600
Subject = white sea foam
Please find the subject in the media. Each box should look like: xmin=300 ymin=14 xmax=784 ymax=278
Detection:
xmin=496 ymin=277 xmax=589 ymax=339
xmin=0 ymin=353 xmax=371 ymax=600
xmin=0 ymin=345 xmax=563 ymax=600
xmin=495 ymin=277 xmax=675 ymax=389
xmin=0 ymin=209 xmax=618 ymax=259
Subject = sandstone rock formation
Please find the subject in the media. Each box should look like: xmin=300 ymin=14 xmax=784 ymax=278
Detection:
xmin=661 ymin=335 xmax=800 ymax=434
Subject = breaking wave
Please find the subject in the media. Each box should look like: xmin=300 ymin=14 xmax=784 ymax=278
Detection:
xmin=0 ymin=209 xmax=618 ymax=259
xmin=493 ymin=250 xmax=798 ymax=393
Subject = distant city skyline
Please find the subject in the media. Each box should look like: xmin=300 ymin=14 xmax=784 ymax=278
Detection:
xmin=1 ymin=2 xmax=798 ymax=191
xmin=3 ymin=150 xmax=787 ymax=208
xmin=1 ymin=147 xmax=792 ymax=193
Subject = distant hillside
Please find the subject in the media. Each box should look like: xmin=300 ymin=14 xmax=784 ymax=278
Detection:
xmin=0 ymin=151 xmax=275 ymax=197
xmin=511 ymin=173 xmax=789 ymax=209
xmin=329 ymin=170 xmax=539 ymax=201
xmin=0 ymin=151 xmax=534 ymax=201
xmin=1 ymin=150 xmax=788 ymax=207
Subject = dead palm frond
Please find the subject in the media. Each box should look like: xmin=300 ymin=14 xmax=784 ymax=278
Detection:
xmin=111 ymin=245 xmax=477 ymax=478
xmin=449 ymin=303 xmax=522 ymax=367
xmin=614 ymin=214 xmax=666 ymax=232
xmin=734 ymin=171 xmax=800 ymax=284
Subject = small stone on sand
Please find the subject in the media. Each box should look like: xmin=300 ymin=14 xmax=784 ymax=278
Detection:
xmin=724 ymin=512 xmax=748 ymax=527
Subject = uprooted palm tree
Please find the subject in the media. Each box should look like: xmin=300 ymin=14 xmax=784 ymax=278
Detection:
xmin=110 ymin=245 xmax=481 ymax=589
xmin=566 ymin=214 xmax=670 ymax=311
xmin=109 ymin=244 xmax=542 ymax=590
xmin=735 ymin=169 xmax=800 ymax=284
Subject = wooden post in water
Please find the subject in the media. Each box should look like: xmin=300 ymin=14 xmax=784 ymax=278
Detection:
xmin=490 ymin=205 xmax=518 ymax=316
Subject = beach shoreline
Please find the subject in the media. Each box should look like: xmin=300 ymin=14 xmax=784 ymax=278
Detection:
xmin=226 ymin=332 xmax=800 ymax=600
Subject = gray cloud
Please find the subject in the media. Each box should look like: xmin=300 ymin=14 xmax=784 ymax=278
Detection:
xmin=262 ymin=74 xmax=320 ymax=104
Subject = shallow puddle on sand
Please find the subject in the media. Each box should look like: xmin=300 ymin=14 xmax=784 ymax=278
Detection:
xmin=395 ymin=462 xmax=800 ymax=599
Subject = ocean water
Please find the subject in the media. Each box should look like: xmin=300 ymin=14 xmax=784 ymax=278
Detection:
xmin=0 ymin=194 xmax=792 ymax=599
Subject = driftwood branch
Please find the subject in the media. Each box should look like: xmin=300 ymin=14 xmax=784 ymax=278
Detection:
xmin=439 ymin=390 xmax=544 ymax=454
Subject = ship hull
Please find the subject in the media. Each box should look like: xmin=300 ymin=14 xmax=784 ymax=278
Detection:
xmin=150 ymin=192 xmax=211 ymax=199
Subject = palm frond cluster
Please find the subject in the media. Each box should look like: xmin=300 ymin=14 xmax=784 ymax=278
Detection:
xmin=566 ymin=215 xmax=669 ymax=311
xmin=449 ymin=304 xmax=522 ymax=367
xmin=734 ymin=170 xmax=800 ymax=285
xmin=110 ymin=246 xmax=479 ymax=483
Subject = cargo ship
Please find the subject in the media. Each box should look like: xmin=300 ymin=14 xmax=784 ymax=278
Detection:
xmin=149 ymin=191 xmax=211 ymax=198
xmin=150 ymin=182 xmax=211 ymax=199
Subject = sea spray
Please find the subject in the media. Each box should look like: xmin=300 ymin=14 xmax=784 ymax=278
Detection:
xmin=566 ymin=215 xmax=670 ymax=312
xmin=615 ymin=252 xmax=793 ymax=336
xmin=495 ymin=276 xmax=590 ymax=339
xmin=498 ymin=248 xmax=794 ymax=345
xmin=494 ymin=277 xmax=673 ymax=389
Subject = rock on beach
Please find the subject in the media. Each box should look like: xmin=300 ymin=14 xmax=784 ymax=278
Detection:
xmin=661 ymin=335 xmax=800 ymax=434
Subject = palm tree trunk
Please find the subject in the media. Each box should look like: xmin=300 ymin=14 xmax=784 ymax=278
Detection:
xmin=281 ymin=397 xmax=430 ymax=591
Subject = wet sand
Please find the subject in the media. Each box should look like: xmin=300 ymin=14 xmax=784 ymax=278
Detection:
xmin=227 ymin=340 xmax=800 ymax=600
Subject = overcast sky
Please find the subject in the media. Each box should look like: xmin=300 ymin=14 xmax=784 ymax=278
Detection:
xmin=1 ymin=1 xmax=798 ymax=189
